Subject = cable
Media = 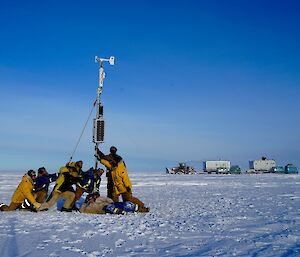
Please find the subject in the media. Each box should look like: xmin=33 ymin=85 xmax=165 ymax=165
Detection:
xmin=69 ymin=99 xmax=97 ymax=162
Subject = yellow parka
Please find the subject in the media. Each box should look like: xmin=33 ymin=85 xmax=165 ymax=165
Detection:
xmin=11 ymin=174 xmax=37 ymax=205
xmin=65 ymin=162 xmax=82 ymax=173
xmin=54 ymin=163 xmax=80 ymax=193
xmin=100 ymin=159 xmax=132 ymax=195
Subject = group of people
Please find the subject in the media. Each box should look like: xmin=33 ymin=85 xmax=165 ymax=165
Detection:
xmin=0 ymin=146 xmax=149 ymax=214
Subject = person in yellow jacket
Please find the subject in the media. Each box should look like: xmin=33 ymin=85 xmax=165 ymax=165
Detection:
xmin=38 ymin=161 xmax=82 ymax=212
xmin=0 ymin=170 xmax=41 ymax=211
xmin=95 ymin=147 xmax=149 ymax=212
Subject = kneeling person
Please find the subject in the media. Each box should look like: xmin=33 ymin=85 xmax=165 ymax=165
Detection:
xmin=38 ymin=162 xmax=82 ymax=212
xmin=0 ymin=170 xmax=41 ymax=211
xmin=72 ymin=167 xmax=104 ymax=210
xmin=34 ymin=167 xmax=58 ymax=203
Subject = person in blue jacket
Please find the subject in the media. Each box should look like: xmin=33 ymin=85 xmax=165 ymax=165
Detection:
xmin=34 ymin=167 xmax=58 ymax=203
xmin=71 ymin=167 xmax=104 ymax=210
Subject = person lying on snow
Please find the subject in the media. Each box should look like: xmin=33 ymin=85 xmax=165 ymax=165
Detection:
xmin=80 ymin=192 xmax=139 ymax=214
xmin=38 ymin=161 xmax=83 ymax=212
xmin=71 ymin=167 xmax=104 ymax=211
xmin=0 ymin=170 xmax=41 ymax=211
xmin=95 ymin=146 xmax=149 ymax=212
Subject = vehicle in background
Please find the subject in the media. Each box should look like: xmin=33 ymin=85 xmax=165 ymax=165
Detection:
xmin=270 ymin=166 xmax=285 ymax=173
xmin=229 ymin=165 xmax=242 ymax=174
xmin=216 ymin=168 xmax=229 ymax=174
xmin=270 ymin=164 xmax=298 ymax=174
xmin=166 ymin=163 xmax=196 ymax=174
xmin=285 ymin=164 xmax=298 ymax=174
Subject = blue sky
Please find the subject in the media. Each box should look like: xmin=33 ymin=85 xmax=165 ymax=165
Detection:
xmin=0 ymin=0 xmax=299 ymax=172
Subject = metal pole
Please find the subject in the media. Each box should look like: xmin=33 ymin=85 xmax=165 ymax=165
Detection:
xmin=94 ymin=56 xmax=114 ymax=170
xmin=95 ymin=61 xmax=103 ymax=169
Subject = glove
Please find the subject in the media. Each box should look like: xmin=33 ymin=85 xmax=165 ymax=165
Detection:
xmin=33 ymin=202 xmax=41 ymax=209
xmin=95 ymin=149 xmax=106 ymax=160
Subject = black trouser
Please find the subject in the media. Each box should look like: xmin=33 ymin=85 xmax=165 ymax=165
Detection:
xmin=106 ymin=171 xmax=114 ymax=199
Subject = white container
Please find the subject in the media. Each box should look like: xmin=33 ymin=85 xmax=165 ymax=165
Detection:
xmin=249 ymin=159 xmax=276 ymax=172
xmin=203 ymin=161 xmax=231 ymax=172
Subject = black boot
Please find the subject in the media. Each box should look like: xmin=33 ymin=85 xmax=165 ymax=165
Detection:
xmin=61 ymin=207 xmax=72 ymax=212
xmin=19 ymin=200 xmax=37 ymax=212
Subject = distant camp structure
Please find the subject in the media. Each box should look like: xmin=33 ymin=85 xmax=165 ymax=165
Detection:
xmin=165 ymin=156 xmax=298 ymax=175
xmin=247 ymin=156 xmax=276 ymax=173
xmin=246 ymin=156 xmax=298 ymax=174
xmin=202 ymin=161 xmax=242 ymax=174
xmin=166 ymin=163 xmax=196 ymax=174
xmin=203 ymin=160 xmax=231 ymax=174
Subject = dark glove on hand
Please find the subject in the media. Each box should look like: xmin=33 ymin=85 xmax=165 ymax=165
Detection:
xmin=95 ymin=148 xmax=106 ymax=160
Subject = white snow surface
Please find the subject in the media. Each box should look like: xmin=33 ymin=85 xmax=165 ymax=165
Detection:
xmin=0 ymin=172 xmax=299 ymax=257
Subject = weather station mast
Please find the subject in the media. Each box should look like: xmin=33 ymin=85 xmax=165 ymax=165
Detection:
xmin=93 ymin=56 xmax=115 ymax=169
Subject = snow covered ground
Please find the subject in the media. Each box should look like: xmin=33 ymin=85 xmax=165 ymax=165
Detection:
xmin=0 ymin=171 xmax=299 ymax=257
